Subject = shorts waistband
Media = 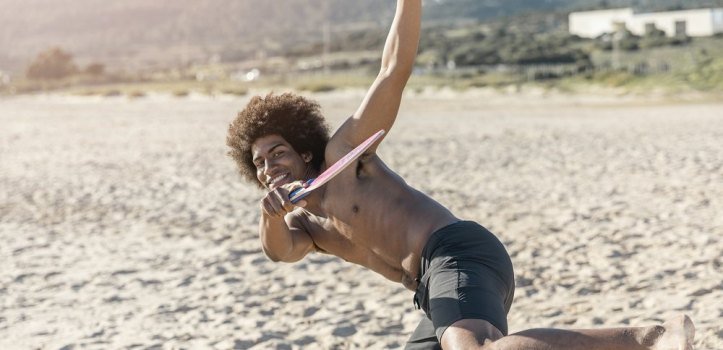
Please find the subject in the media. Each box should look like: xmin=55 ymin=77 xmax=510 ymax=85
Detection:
xmin=420 ymin=220 xmax=480 ymax=262
xmin=418 ymin=220 xmax=487 ymax=284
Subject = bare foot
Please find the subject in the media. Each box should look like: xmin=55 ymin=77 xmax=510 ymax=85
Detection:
xmin=650 ymin=315 xmax=695 ymax=350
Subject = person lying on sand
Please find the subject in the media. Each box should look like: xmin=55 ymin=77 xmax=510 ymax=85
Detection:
xmin=226 ymin=1 xmax=694 ymax=349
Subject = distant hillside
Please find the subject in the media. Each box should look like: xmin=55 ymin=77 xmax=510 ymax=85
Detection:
xmin=0 ymin=1 xmax=380 ymax=72
xmin=1 ymin=0 xmax=721 ymax=73
xmin=425 ymin=0 xmax=723 ymax=20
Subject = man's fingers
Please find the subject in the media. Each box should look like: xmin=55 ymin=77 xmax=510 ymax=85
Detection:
xmin=270 ymin=190 xmax=299 ymax=215
xmin=262 ymin=181 xmax=307 ymax=218
xmin=276 ymin=191 xmax=295 ymax=212
xmin=261 ymin=200 xmax=276 ymax=217
xmin=279 ymin=181 xmax=308 ymax=208
xmin=282 ymin=180 xmax=308 ymax=193
xmin=261 ymin=192 xmax=283 ymax=217
xmin=270 ymin=197 xmax=285 ymax=216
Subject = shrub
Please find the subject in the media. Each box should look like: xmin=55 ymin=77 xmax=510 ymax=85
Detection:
xmin=297 ymin=83 xmax=336 ymax=93
xmin=103 ymin=89 xmax=122 ymax=97
xmin=26 ymin=47 xmax=78 ymax=80
xmin=221 ymin=87 xmax=248 ymax=96
xmin=84 ymin=63 xmax=105 ymax=76
xmin=173 ymin=89 xmax=189 ymax=97
xmin=128 ymin=90 xmax=146 ymax=99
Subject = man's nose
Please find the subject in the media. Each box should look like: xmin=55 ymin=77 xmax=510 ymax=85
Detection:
xmin=263 ymin=158 xmax=279 ymax=176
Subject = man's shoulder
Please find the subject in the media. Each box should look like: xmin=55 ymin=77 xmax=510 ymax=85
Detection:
xmin=323 ymin=137 xmax=382 ymax=172
xmin=323 ymin=131 xmax=355 ymax=166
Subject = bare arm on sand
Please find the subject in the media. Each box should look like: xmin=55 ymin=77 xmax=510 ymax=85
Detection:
xmin=330 ymin=0 xmax=421 ymax=155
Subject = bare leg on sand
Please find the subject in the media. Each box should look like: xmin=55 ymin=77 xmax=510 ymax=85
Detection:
xmin=441 ymin=315 xmax=695 ymax=350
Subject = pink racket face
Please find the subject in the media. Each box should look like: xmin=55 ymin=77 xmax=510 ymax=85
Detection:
xmin=313 ymin=130 xmax=385 ymax=185
xmin=289 ymin=129 xmax=385 ymax=202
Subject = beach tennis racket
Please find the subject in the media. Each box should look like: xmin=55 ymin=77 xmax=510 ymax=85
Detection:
xmin=289 ymin=129 xmax=385 ymax=203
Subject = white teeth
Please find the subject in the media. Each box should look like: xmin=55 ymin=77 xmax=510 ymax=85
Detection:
xmin=269 ymin=174 xmax=288 ymax=186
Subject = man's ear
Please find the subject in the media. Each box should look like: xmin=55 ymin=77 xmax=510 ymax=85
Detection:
xmin=302 ymin=152 xmax=312 ymax=163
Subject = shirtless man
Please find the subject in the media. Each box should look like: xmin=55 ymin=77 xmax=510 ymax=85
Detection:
xmin=226 ymin=1 xmax=695 ymax=349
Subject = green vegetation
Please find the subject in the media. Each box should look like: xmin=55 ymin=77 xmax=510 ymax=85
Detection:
xmin=2 ymin=0 xmax=719 ymax=73
xmin=296 ymin=83 xmax=337 ymax=93
xmin=2 ymin=3 xmax=722 ymax=98
xmin=127 ymin=90 xmax=147 ymax=99
xmin=415 ymin=25 xmax=590 ymax=67
xmin=172 ymin=89 xmax=190 ymax=97
xmin=220 ymin=87 xmax=249 ymax=96
xmin=102 ymin=90 xmax=122 ymax=97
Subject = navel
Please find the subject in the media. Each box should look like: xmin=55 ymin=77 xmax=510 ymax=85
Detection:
xmin=352 ymin=204 xmax=359 ymax=214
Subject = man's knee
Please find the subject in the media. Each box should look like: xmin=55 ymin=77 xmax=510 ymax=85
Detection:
xmin=440 ymin=319 xmax=504 ymax=349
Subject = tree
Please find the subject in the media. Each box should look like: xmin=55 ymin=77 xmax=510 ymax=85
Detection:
xmin=84 ymin=63 xmax=105 ymax=76
xmin=26 ymin=47 xmax=78 ymax=80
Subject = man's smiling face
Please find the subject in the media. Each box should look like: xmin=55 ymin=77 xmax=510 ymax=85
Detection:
xmin=251 ymin=134 xmax=312 ymax=191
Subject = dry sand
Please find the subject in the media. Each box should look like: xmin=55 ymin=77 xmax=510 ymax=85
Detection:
xmin=1 ymin=90 xmax=721 ymax=349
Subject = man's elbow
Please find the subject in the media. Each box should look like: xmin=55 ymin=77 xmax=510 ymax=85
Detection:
xmin=261 ymin=246 xmax=300 ymax=263
xmin=261 ymin=246 xmax=284 ymax=262
xmin=265 ymin=252 xmax=283 ymax=263
xmin=378 ymin=63 xmax=413 ymax=85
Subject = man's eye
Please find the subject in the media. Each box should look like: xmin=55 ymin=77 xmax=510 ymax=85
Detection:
xmin=273 ymin=151 xmax=283 ymax=157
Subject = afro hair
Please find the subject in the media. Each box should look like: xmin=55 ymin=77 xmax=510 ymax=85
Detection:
xmin=227 ymin=92 xmax=330 ymax=188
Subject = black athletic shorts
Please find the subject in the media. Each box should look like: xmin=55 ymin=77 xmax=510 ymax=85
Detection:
xmin=406 ymin=221 xmax=515 ymax=349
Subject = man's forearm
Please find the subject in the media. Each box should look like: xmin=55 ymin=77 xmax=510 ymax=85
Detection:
xmin=380 ymin=0 xmax=421 ymax=76
xmin=337 ymin=0 xmax=422 ymax=147
xmin=259 ymin=214 xmax=295 ymax=262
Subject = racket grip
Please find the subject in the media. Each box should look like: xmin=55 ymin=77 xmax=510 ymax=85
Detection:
xmin=289 ymin=178 xmax=314 ymax=204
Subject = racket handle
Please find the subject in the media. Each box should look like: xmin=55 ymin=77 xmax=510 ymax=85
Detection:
xmin=289 ymin=178 xmax=315 ymax=203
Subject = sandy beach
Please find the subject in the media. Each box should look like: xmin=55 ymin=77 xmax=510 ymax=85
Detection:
xmin=1 ymin=90 xmax=721 ymax=349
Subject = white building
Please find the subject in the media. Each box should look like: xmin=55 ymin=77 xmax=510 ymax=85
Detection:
xmin=569 ymin=8 xmax=635 ymax=38
xmin=569 ymin=7 xmax=723 ymax=38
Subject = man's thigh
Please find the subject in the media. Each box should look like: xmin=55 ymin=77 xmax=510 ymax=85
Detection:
xmin=406 ymin=317 xmax=441 ymax=350
xmin=427 ymin=258 xmax=511 ymax=338
xmin=405 ymin=317 xmax=504 ymax=350
xmin=412 ymin=221 xmax=515 ymax=346
xmin=441 ymin=318 xmax=504 ymax=349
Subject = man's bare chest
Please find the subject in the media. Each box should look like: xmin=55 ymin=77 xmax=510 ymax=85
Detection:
xmin=298 ymin=156 xmax=406 ymax=254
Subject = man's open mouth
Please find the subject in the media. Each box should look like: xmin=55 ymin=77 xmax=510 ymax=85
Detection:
xmin=268 ymin=173 xmax=290 ymax=189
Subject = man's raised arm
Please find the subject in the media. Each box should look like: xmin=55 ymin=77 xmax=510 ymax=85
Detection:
xmin=332 ymin=0 xmax=421 ymax=152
